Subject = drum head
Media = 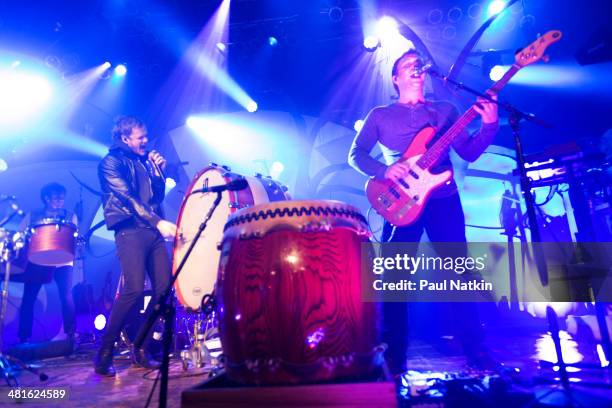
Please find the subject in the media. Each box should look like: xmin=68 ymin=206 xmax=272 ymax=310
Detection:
xmin=173 ymin=166 xmax=290 ymax=310
xmin=174 ymin=169 xmax=236 ymax=310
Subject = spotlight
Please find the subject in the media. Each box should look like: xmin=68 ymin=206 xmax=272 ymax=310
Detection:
xmin=94 ymin=314 xmax=107 ymax=331
xmin=489 ymin=65 xmax=506 ymax=81
xmin=114 ymin=64 xmax=127 ymax=76
xmin=354 ymin=119 xmax=365 ymax=132
xmin=487 ymin=0 xmax=507 ymax=17
xmin=216 ymin=42 xmax=227 ymax=53
xmin=268 ymin=36 xmax=278 ymax=47
xmin=102 ymin=61 xmax=112 ymax=69
xmin=0 ymin=158 xmax=7 ymax=172
xmin=246 ymin=101 xmax=258 ymax=113
xmin=165 ymin=177 xmax=177 ymax=193
xmin=186 ymin=116 xmax=198 ymax=129
xmin=270 ymin=161 xmax=285 ymax=178
xmin=376 ymin=16 xmax=399 ymax=39
xmin=363 ymin=35 xmax=380 ymax=51
xmin=0 ymin=72 xmax=53 ymax=127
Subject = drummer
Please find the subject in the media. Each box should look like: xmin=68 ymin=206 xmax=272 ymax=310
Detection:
xmin=18 ymin=182 xmax=77 ymax=345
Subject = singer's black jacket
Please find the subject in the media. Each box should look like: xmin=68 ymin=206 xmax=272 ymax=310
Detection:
xmin=98 ymin=142 xmax=165 ymax=230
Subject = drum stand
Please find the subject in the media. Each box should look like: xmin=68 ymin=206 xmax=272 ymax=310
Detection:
xmin=135 ymin=191 xmax=225 ymax=408
xmin=179 ymin=309 xmax=221 ymax=372
xmin=0 ymin=233 xmax=48 ymax=386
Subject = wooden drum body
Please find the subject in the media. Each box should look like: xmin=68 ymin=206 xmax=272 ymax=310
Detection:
xmin=217 ymin=200 xmax=381 ymax=384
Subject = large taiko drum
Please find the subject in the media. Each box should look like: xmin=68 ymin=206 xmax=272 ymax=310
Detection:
xmin=173 ymin=164 xmax=289 ymax=310
xmin=27 ymin=218 xmax=77 ymax=266
xmin=216 ymin=200 xmax=382 ymax=384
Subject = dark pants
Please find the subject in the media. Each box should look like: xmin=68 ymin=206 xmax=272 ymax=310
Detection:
xmin=381 ymin=193 xmax=484 ymax=372
xmin=101 ymin=226 xmax=171 ymax=349
xmin=19 ymin=265 xmax=76 ymax=341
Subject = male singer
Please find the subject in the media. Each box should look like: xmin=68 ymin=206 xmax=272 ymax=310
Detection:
xmin=95 ymin=116 xmax=177 ymax=376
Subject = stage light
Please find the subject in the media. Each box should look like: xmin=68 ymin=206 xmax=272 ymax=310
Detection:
xmin=165 ymin=177 xmax=177 ymax=193
xmin=270 ymin=161 xmax=284 ymax=178
xmin=487 ymin=0 xmax=507 ymax=17
xmin=114 ymin=64 xmax=127 ymax=76
xmin=489 ymin=65 xmax=506 ymax=81
xmin=216 ymin=42 xmax=227 ymax=53
xmin=0 ymin=71 xmax=53 ymax=128
xmin=0 ymin=158 xmax=7 ymax=172
xmin=363 ymin=35 xmax=380 ymax=51
xmin=376 ymin=16 xmax=399 ymax=39
xmin=268 ymin=36 xmax=278 ymax=47
xmin=354 ymin=119 xmax=365 ymax=132
xmin=186 ymin=116 xmax=198 ymax=129
xmin=102 ymin=61 xmax=111 ymax=69
xmin=94 ymin=314 xmax=107 ymax=331
xmin=246 ymin=101 xmax=258 ymax=113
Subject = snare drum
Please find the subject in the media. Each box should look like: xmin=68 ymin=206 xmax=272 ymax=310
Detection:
xmin=28 ymin=218 xmax=77 ymax=266
xmin=173 ymin=164 xmax=289 ymax=310
xmin=216 ymin=200 xmax=381 ymax=384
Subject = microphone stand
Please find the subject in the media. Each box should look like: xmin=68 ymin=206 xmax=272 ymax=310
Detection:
xmin=429 ymin=69 xmax=552 ymax=285
xmin=133 ymin=191 xmax=224 ymax=408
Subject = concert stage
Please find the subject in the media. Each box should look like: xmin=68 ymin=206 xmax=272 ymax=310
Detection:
xmin=1 ymin=0 xmax=612 ymax=407
xmin=3 ymin=315 xmax=611 ymax=407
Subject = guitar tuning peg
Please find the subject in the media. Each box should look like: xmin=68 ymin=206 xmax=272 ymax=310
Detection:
xmin=542 ymin=55 xmax=550 ymax=63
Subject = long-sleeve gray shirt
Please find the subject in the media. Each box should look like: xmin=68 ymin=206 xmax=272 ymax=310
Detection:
xmin=348 ymin=100 xmax=499 ymax=197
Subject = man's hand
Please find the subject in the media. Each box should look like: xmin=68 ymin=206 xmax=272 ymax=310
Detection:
xmin=156 ymin=219 xmax=177 ymax=239
xmin=384 ymin=161 xmax=411 ymax=182
xmin=148 ymin=150 xmax=167 ymax=170
xmin=474 ymin=93 xmax=498 ymax=124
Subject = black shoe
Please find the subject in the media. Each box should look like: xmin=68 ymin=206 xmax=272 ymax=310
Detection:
xmin=131 ymin=347 xmax=161 ymax=370
xmin=94 ymin=346 xmax=116 ymax=376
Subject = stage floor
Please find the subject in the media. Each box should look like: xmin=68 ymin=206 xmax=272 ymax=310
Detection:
xmin=1 ymin=311 xmax=611 ymax=407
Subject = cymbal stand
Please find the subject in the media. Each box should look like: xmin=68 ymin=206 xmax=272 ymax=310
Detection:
xmin=0 ymin=232 xmax=48 ymax=386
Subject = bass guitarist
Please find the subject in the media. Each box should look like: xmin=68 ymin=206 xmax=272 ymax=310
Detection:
xmin=348 ymin=49 xmax=499 ymax=375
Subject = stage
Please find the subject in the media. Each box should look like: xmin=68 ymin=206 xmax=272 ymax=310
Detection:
xmin=2 ymin=311 xmax=610 ymax=407
xmin=1 ymin=0 xmax=612 ymax=406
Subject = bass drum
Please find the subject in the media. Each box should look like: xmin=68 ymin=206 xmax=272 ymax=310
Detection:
xmin=173 ymin=164 xmax=289 ymax=310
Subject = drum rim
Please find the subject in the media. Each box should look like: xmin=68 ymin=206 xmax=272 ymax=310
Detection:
xmin=223 ymin=200 xmax=369 ymax=233
xmin=31 ymin=218 xmax=77 ymax=228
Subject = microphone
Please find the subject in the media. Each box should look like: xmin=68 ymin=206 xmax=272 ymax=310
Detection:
xmin=146 ymin=150 xmax=166 ymax=182
xmin=190 ymin=178 xmax=248 ymax=195
xmin=411 ymin=63 xmax=433 ymax=78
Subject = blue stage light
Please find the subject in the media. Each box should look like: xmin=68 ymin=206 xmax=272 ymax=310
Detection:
xmin=487 ymin=0 xmax=507 ymax=17
xmin=489 ymin=65 xmax=506 ymax=81
xmin=363 ymin=35 xmax=380 ymax=51
xmin=246 ymin=101 xmax=258 ymax=113
xmin=114 ymin=64 xmax=127 ymax=76
xmin=268 ymin=36 xmax=278 ymax=47
xmin=354 ymin=119 xmax=365 ymax=132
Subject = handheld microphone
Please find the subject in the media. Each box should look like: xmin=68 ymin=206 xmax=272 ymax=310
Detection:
xmin=146 ymin=150 xmax=166 ymax=182
xmin=411 ymin=63 xmax=433 ymax=78
xmin=190 ymin=178 xmax=249 ymax=195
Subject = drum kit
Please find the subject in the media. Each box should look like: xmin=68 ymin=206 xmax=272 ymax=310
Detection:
xmin=171 ymin=164 xmax=384 ymax=384
xmin=0 ymin=209 xmax=78 ymax=385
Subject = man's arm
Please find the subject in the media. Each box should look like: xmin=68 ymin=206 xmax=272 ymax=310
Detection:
xmin=348 ymin=109 xmax=388 ymax=178
xmin=98 ymin=155 xmax=162 ymax=228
